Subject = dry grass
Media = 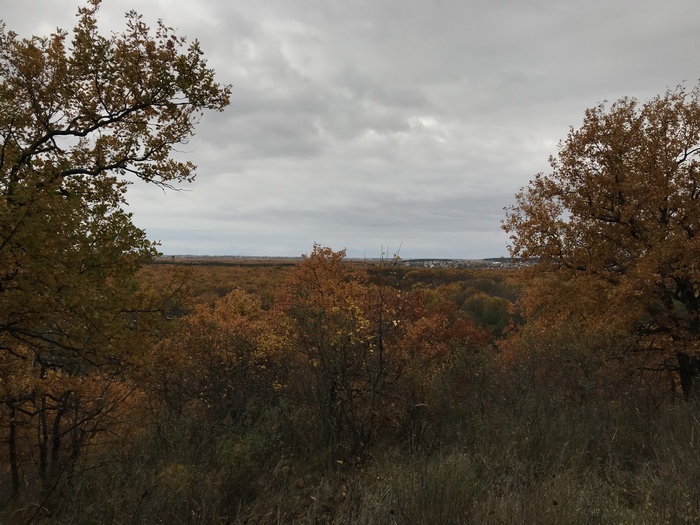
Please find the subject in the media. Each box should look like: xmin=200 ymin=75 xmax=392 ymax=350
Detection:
xmin=5 ymin=381 xmax=700 ymax=525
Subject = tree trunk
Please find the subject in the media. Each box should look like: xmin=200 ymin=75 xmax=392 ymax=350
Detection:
xmin=676 ymin=352 xmax=700 ymax=400
xmin=8 ymin=403 xmax=19 ymax=498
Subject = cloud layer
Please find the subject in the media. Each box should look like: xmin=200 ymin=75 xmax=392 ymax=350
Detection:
xmin=5 ymin=0 xmax=700 ymax=258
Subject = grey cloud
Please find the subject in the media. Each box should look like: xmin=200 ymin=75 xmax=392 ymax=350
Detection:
xmin=4 ymin=0 xmax=700 ymax=257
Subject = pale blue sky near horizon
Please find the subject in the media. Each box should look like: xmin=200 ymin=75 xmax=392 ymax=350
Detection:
xmin=4 ymin=0 xmax=700 ymax=259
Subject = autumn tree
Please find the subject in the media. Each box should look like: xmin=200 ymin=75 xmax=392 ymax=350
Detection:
xmin=503 ymin=83 xmax=700 ymax=399
xmin=149 ymin=289 xmax=286 ymax=426
xmin=0 ymin=0 xmax=230 ymax=500
xmin=277 ymin=246 xmax=478 ymax=456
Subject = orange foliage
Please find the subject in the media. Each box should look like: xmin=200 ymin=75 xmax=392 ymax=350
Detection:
xmin=273 ymin=246 xmax=489 ymax=453
xmin=150 ymin=246 xmax=492 ymax=456
xmin=503 ymin=84 xmax=700 ymax=398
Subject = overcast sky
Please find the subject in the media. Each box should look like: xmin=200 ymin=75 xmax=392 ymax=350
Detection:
xmin=4 ymin=1 xmax=700 ymax=258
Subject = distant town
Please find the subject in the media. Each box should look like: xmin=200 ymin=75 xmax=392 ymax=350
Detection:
xmin=397 ymin=258 xmax=531 ymax=269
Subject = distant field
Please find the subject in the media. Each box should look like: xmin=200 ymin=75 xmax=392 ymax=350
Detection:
xmin=152 ymin=256 xmax=304 ymax=267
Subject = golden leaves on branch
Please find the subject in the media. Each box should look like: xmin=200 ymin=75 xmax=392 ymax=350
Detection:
xmin=503 ymin=83 xmax=700 ymax=397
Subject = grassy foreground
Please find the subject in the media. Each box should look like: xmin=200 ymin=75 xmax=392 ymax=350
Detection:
xmin=5 ymin=355 xmax=700 ymax=525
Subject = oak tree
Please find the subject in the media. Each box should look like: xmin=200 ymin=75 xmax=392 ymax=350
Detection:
xmin=503 ymin=83 xmax=700 ymax=398
xmin=0 ymin=0 xmax=230 ymax=498
xmin=278 ymin=246 xmax=476 ymax=455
